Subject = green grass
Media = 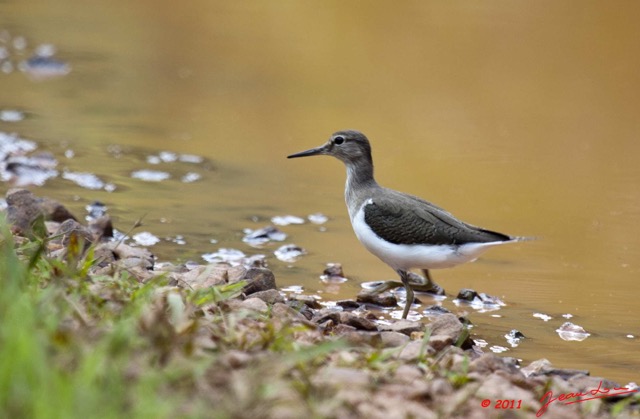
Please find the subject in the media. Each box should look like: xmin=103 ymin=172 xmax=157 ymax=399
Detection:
xmin=0 ymin=218 xmax=342 ymax=419
xmin=0 ymin=223 xmax=189 ymax=418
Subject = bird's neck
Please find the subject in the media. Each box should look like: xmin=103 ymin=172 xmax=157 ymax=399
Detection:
xmin=344 ymin=159 xmax=378 ymax=216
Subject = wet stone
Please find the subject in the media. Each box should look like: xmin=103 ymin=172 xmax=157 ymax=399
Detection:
xmin=427 ymin=313 xmax=474 ymax=350
xmin=249 ymin=289 xmax=285 ymax=305
xmin=271 ymin=302 xmax=311 ymax=324
xmin=289 ymin=294 xmax=322 ymax=309
xmin=470 ymin=353 xmax=521 ymax=375
xmin=332 ymin=325 xmax=382 ymax=347
xmin=312 ymin=311 xmax=341 ymax=326
xmin=242 ymin=267 xmax=277 ymax=295
xmin=286 ymin=300 xmax=314 ymax=320
xmin=4 ymin=155 xmax=58 ymax=187
xmin=336 ymin=300 xmax=361 ymax=310
xmin=320 ymin=263 xmax=348 ymax=284
xmin=521 ymin=359 xmax=589 ymax=380
xmin=52 ymin=219 xmax=94 ymax=249
xmin=88 ymin=215 xmax=113 ymax=240
xmin=378 ymin=319 xmax=424 ymax=336
xmin=505 ymin=329 xmax=526 ymax=347
xmin=242 ymin=225 xmax=286 ymax=246
xmin=455 ymin=288 xmax=479 ymax=301
xmin=397 ymin=340 xmax=435 ymax=361
xmin=6 ymin=189 xmax=76 ymax=235
xmin=172 ymin=264 xmax=229 ymax=290
xmin=239 ymin=297 xmax=269 ymax=314
xmin=356 ymin=289 xmax=398 ymax=307
xmin=338 ymin=312 xmax=378 ymax=331
xmin=85 ymin=201 xmax=107 ymax=220
xmin=422 ymin=305 xmax=452 ymax=316
xmin=380 ymin=331 xmax=410 ymax=348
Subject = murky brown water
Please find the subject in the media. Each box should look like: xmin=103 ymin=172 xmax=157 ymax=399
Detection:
xmin=2 ymin=1 xmax=639 ymax=384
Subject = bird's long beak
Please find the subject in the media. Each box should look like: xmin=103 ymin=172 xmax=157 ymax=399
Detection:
xmin=287 ymin=144 xmax=327 ymax=159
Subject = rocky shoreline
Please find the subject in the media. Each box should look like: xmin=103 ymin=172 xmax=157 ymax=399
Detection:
xmin=3 ymin=189 xmax=639 ymax=418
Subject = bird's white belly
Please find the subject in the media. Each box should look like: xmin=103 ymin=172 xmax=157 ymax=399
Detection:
xmin=350 ymin=204 xmax=506 ymax=271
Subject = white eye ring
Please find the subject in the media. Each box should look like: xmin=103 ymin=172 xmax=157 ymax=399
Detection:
xmin=334 ymin=136 xmax=345 ymax=145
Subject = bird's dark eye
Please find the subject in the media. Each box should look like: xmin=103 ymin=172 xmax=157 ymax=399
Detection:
xmin=334 ymin=136 xmax=345 ymax=145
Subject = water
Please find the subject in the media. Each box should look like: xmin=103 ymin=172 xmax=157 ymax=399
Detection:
xmin=1 ymin=1 xmax=639 ymax=384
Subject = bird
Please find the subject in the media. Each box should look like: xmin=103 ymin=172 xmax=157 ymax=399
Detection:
xmin=287 ymin=130 xmax=523 ymax=319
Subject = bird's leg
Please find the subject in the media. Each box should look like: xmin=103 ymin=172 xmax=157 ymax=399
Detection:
xmin=360 ymin=269 xmax=445 ymax=296
xmin=361 ymin=280 xmax=405 ymax=294
xmin=397 ymin=269 xmax=414 ymax=319
xmin=416 ymin=269 xmax=445 ymax=295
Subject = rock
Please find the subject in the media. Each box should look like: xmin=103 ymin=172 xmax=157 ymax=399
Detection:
xmin=5 ymin=189 xmax=78 ymax=235
xmin=336 ymin=300 xmax=361 ymax=310
xmin=220 ymin=350 xmax=252 ymax=369
xmin=171 ymin=264 xmax=228 ymax=289
xmin=286 ymin=300 xmax=314 ymax=320
xmin=338 ymin=312 xmax=378 ymax=331
xmin=242 ymin=225 xmax=287 ymax=246
xmin=312 ymin=366 xmax=371 ymax=388
xmin=88 ymin=215 xmax=113 ymax=240
xmin=397 ymin=340 xmax=434 ymax=361
xmin=102 ymin=241 xmax=154 ymax=269
xmin=422 ymin=305 xmax=452 ymax=315
xmin=393 ymin=364 xmax=424 ymax=383
xmin=455 ymin=288 xmax=479 ymax=301
xmin=289 ymin=294 xmax=323 ymax=309
xmin=312 ymin=309 xmax=341 ymax=325
xmin=521 ymin=358 xmax=590 ymax=380
xmin=239 ymin=297 xmax=269 ymax=314
xmin=242 ymin=268 xmax=276 ymax=295
xmin=380 ymin=331 xmax=410 ymax=348
xmin=51 ymin=219 xmax=94 ymax=249
xmin=39 ymin=197 xmax=77 ymax=223
xmin=91 ymin=244 xmax=117 ymax=268
xmin=320 ymin=263 xmax=348 ymax=283
xmin=426 ymin=313 xmax=473 ymax=350
xmin=356 ymin=289 xmax=398 ymax=307
xmin=425 ymin=377 xmax=455 ymax=397
xmin=378 ymin=319 xmax=424 ymax=336
xmin=5 ymin=189 xmax=59 ymax=235
xmin=470 ymin=353 xmax=520 ymax=375
xmin=250 ymin=289 xmax=285 ymax=304
xmin=271 ymin=302 xmax=312 ymax=325
xmin=475 ymin=371 xmax=542 ymax=412
xmin=332 ymin=324 xmax=382 ymax=346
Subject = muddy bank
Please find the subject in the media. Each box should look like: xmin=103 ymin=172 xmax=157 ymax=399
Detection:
xmin=3 ymin=189 xmax=639 ymax=418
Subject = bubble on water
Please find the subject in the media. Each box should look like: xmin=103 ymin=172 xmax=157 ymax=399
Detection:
xmin=556 ymin=322 xmax=590 ymax=342
xmin=271 ymin=215 xmax=305 ymax=226
xmin=131 ymin=169 xmax=170 ymax=182
xmin=181 ymin=172 xmax=201 ymax=183
xmin=63 ymin=171 xmax=106 ymax=190
xmin=0 ymin=110 xmax=24 ymax=122
xmin=533 ymin=312 xmax=552 ymax=322
xmin=274 ymin=244 xmax=306 ymax=262
xmin=132 ymin=231 xmax=161 ymax=247
xmin=308 ymin=212 xmax=329 ymax=224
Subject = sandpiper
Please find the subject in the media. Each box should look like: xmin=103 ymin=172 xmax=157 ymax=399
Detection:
xmin=288 ymin=130 xmax=522 ymax=319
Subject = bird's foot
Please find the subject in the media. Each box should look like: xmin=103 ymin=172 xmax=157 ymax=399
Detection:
xmin=406 ymin=271 xmax=445 ymax=295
